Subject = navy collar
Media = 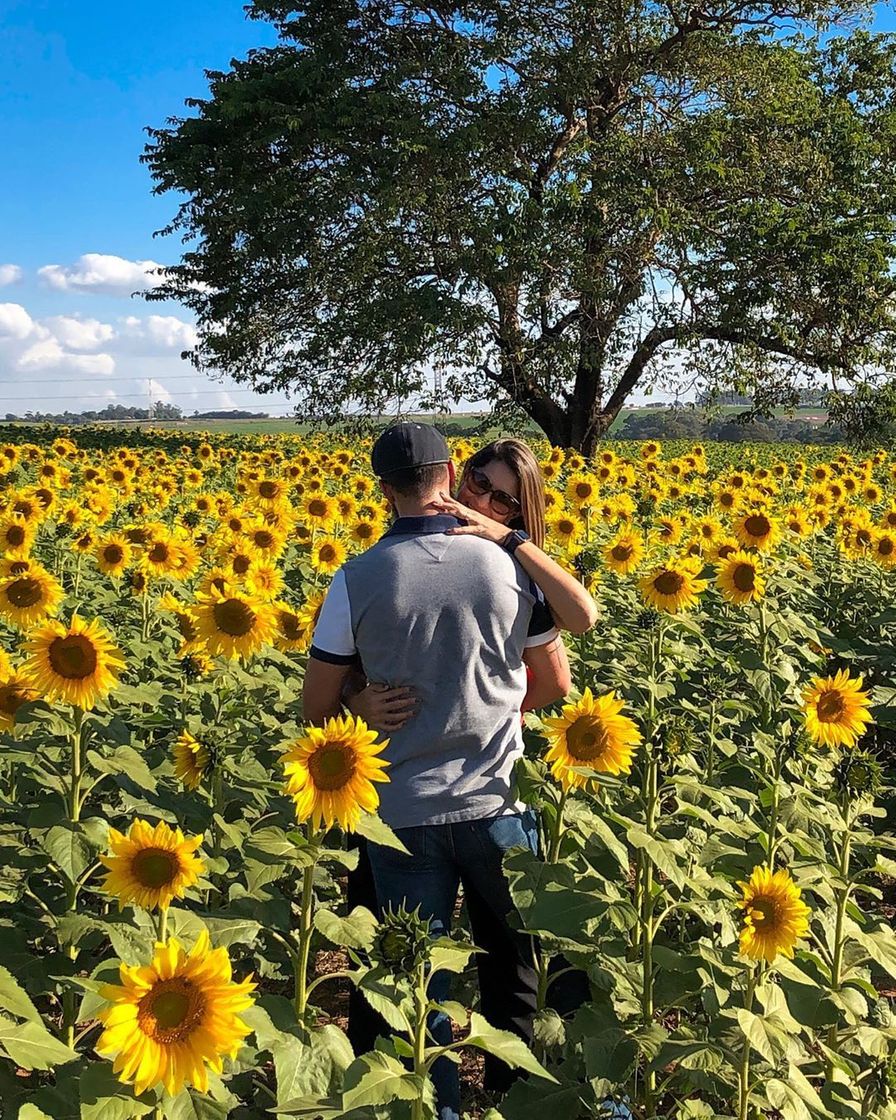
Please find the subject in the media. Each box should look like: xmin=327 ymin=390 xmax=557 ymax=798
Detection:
xmin=382 ymin=514 xmax=464 ymax=538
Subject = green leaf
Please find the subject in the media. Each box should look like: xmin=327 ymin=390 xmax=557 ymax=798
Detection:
xmin=79 ymin=1061 xmax=154 ymax=1120
xmin=197 ymin=915 xmax=261 ymax=948
xmin=354 ymin=967 xmax=414 ymax=1033
xmin=429 ymin=937 xmax=477 ymax=975
xmin=352 ymin=814 xmax=409 ymax=854
xmin=0 ymin=1012 xmax=78 ymax=1070
xmin=464 ymin=1012 xmax=557 ymax=1082
xmin=87 ymin=746 xmax=157 ymax=793
xmin=314 ymin=906 xmax=378 ymax=950
xmin=625 ymin=827 xmax=686 ymax=889
xmin=0 ymin=964 xmax=42 ymax=1023
xmin=340 ymin=1050 xmax=425 ymax=1109
xmin=43 ymin=823 xmax=96 ymax=885
xmin=162 ymin=1089 xmax=230 ymax=1120
xmin=273 ymin=1026 xmax=355 ymax=1106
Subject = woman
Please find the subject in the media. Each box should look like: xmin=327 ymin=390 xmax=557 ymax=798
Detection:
xmin=343 ymin=438 xmax=595 ymax=1085
xmin=350 ymin=437 xmax=597 ymax=729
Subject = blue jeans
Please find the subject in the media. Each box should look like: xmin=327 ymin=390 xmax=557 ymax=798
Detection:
xmin=367 ymin=810 xmax=540 ymax=1120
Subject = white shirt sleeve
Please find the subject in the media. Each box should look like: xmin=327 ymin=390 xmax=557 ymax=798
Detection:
xmin=308 ymin=569 xmax=357 ymax=664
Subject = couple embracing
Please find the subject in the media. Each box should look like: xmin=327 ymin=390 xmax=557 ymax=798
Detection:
xmin=303 ymin=422 xmax=597 ymax=1120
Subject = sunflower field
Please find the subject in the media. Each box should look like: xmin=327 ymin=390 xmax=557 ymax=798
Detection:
xmin=0 ymin=426 xmax=894 ymax=1120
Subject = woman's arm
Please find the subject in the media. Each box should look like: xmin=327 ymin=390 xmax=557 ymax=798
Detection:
xmin=434 ymin=491 xmax=598 ymax=635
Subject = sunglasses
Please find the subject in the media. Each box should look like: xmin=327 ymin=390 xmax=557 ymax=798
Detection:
xmin=464 ymin=467 xmax=521 ymax=517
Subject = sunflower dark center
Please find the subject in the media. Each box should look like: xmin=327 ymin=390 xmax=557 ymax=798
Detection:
xmin=48 ymin=635 xmax=98 ymax=680
xmin=5 ymin=525 xmax=26 ymax=547
xmin=744 ymin=515 xmax=770 ymax=538
xmin=254 ymin=531 xmax=274 ymax=549
xmin=319 ymin=544 xmax=337 ymax=563
xmin=856 ymin=529 xmax=872 ymax=546
xmin=654 ymin=571 xmax=684 ymax=596
xmin=259 ymin=481 xmax=278 ymax=498
xmin=148 ymin=543 xmax=169 ymax=563
xmin=732 ymin=564 xmax=756 ymax=593
xmin=138 ymin=978 xmax=205 ymax=1044
xmin=308 ymin=499 xmax=327 ymax=517
xmin=0 ymin=683 xmax=29 ymax=717
xmin=232 ymin=555 xmax=251 ymax=575
xmin=817 ymin=689 xmax=845 ymax=722
xmin=611 ymin=544 xmax=633 ymax=562
xmin=566 ymin=716 xmax=611 ymax=763
xmin=104 ymin=545 xmax=125 ymax=565
xmin=213 ymin=598 xmax=256 ymax=637
xmin=133 ymin=847 xmax=178 ymax=888
xmin=748 ymin=897 xmax=780 ymax=928
xmin=177 ymin=614 xmax=200 ymax=641
xmin=8 ymin=561 xmax=29 ymax=576
xmin=278 ymin=611 xmax=303 ymax=641
xmin=879 ymin=538 xmax=894 ymax=556
xmin=309 ymin=743 xmax=356 ymax=791
xmin=6 ymin=577 xmax=43 ymax=608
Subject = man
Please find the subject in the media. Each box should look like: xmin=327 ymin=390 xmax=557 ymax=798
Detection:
xmin=304 ymin=422 xmax=571 ymax=1120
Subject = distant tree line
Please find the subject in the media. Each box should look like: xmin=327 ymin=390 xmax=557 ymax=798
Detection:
xmin=695 ymin=388 xmax=829 ymax=408
xmin=1 ymin=403 xmax=184 ymax=425
xmin=617 ymin=408 xmax=844 ymax=444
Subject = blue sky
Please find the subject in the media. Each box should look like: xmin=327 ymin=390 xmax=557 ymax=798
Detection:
xmin=0 ymin=0 xmax=894 ymax=417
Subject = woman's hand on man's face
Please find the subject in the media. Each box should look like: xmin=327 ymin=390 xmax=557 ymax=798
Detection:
xmin=431 ymin=491 xmax=509 ymax=543
xmin=347 ymin=682 xmax=417 ymax=732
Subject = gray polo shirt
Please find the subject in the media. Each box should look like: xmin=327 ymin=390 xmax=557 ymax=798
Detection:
xmin=309 ymin=514 xmax=557 ymax=829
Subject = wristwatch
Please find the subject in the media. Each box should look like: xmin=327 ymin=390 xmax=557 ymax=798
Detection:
xmin=501 ymin=529 xmax=530 ymax=555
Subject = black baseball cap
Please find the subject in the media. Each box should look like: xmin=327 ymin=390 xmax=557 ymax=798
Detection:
xmin=371 ymin=422 xmax=451 ymax=479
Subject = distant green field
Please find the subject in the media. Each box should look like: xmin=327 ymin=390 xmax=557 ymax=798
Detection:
xmin=0 ymin=405 xmax=828 ymax=439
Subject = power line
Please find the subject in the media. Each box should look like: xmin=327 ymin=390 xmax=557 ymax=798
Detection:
xmin=0 ymin=388 xmax=295 ymax=403
xmin=0 ymin=374 xmax=249 ymax=385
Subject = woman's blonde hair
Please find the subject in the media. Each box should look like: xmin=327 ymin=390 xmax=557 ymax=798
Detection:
xmin=462 ymin=438 xmax=546 ymax=549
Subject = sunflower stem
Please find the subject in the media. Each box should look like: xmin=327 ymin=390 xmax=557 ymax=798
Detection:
xmin=294 ymin=835 xmax=318 ymax=1023
xmin=61 ymin=706 xmax=85 ymax=1047
xmin=411 ymin=960 xmax=429 ymax=1120
xmin=737 ymin=967 xmax=757 ymax=1120
xmin=156 ymin=905 xmax=169 ymax=945
xmin=826 ymin=792 xmax=854 ymax=1080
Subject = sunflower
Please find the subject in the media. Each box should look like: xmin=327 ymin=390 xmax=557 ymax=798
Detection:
xmin=22 ymin=615 xmax=124 ymax=710
xmin=547 ymin=511 xmax=583 ymax=553
xmin=639 ymin=559 xmax=707 ymax=613
xmin=295 ymin=590 xmax=327 ymax=651
xmin=349 ymin=518 xmax=382 ymax=549
xmin=603 ymin=532 xmax=643 ymax=576
xmin=271 ymin=600 xmax=306 ymax=651
xmin=871 ymin=530 xmax=896 ymax=569
xmin=801 ymin=669 xmax=873 ymax=749
xmin=244 ymin=562 xmax=285 ymax=601
xmin=737 ymin=865 xmax=811 ymax=963
xmin=100 ymin=818 xmax=205 ymax=912
xmin=566 ymin=473 xmax=599 ymax=508
xmin=192 ymin=588 xmax=276 ymax=660
xmin=95 ymin=534 xmax=133 ymax=578
xmin=158 ymin=593 xmax=205 ymax=657
xmin=0 ymin=672 xmax=39 ymax=731
xmin=0 ymin=566 xmax=64 ymax=629
xmin=96 ymin=930 xmax=255 ymax=1097
xmin=172 ymin=732 xmax=212 ymax=791
xmin=311 ymin=536 xmax=347 ymax=575
xmin=716 ymin=550 xmax=765 ymax=606
xmin=301 ymin=494 xmax=338 ymax=528
xmin=141 ymin=533 xmax=184 ymax=578
xmin=733 ymin=509 xmax=780 ymax=553
xmin=0 ymin=513 xmax=34 ymax=558
xmin=282 ymin=714 xmax=390 ymax=831
xmin=542 ymin=688 xmax=641 ymax=791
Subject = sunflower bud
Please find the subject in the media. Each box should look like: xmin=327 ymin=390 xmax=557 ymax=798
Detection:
xmin=371 ymin=904 xmax=431 ymax=978
xmin=635 ymin=608 xmax=662 ymax=632
xmin=661 ymin=716 xmax=697 ymax=761
xmin=833 ymin=751 xmax=883 ymax=797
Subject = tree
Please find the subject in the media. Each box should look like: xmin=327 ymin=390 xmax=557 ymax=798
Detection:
xmin=144 ymin=0 xmax=896 ymax=453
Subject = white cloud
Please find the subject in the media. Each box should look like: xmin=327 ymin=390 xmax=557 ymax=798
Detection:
xmin=45 ymin=315 xmax=116 ymax=351
xmin=119 ymin=314 xmax=197 ymax=352
xmin=0 ymin=265 xmax=23 ymax=287
xmin=0 ymin=303 xmax=38 ymax=341
xmin=38 ymin=253 xmax=168 ymax=296
xmin=16 ymin=338 xmax=115 ymax=376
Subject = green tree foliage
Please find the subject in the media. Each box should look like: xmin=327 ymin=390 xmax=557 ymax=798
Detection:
xmin=144 ymin=1 xmax=896 ymax=453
